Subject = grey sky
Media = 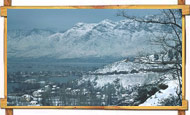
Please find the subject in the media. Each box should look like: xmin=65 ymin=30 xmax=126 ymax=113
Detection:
xmin=7 ymin=9 xmax=161 ymax=31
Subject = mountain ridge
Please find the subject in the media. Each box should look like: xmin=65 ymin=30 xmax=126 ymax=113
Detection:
xmin=7 ymin=19 xmax=165 ymax=59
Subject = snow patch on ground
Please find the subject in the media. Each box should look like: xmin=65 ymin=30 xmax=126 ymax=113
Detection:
xmin=139 ymin=80 xmax=179 ymax=106
xmin=81 ymin=71 xmax=161 ymax=88
xmin=94 ymin=59 xmax=174 ymax=74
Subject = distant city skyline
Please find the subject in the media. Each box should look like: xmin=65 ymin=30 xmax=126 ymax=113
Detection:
xmin=8 ymin=9 xmax=161 ymax=31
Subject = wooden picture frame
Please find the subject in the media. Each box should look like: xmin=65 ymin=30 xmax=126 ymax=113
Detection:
xmin=0 ymin=0 xmax=189 ymax=115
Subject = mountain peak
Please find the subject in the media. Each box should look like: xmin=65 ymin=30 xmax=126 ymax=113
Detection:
xmin=101 ymin=19 xmax=113 ymax=23
xmin=100 ymin=19 xmax=115 ymax=25
xmin=74 ymin=22 xmax=86 ymax=27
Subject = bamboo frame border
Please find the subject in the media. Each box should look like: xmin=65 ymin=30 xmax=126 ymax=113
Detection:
xmin=0 ymin=5 xmax=189 ymax=110
xmin=0 ymin=5 xmax=190 ymax=17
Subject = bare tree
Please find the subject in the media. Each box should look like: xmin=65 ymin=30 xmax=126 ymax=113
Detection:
xmin=117 ymin=9 xmax=182 ymax=105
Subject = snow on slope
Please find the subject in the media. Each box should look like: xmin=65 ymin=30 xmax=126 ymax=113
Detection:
xmin=81 ymin=72 xmax=161 ymax=88
xmin=139 ymin=79 xmax=179 ymax=106
xmin=7 ymin=19 xmax=164 ymax=59
xmin=94 ymin=57 xmax=173 ymax=74
xmin=78 ymin=57 xmax=180 ymax=106
xmin=94 ymin=60 xmax=137 ymax=73
xmin=80 ymin=57 xmax=172 ymax=88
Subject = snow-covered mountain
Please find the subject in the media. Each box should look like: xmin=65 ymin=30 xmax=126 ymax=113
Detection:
xmin=7 ymin=19 xmax=164 ymax=59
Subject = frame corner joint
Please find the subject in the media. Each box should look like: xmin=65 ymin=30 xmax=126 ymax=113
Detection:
xmin=0 ymin=98 xmax=7 ymax=109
